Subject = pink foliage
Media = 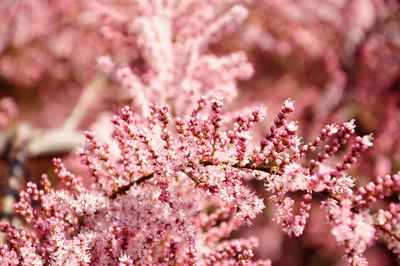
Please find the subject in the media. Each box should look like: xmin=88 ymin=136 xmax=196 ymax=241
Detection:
xmin=1 ymin=98 xmax=399 ymax=265
xmin=0 ymin=0 xmax=400 ymax=265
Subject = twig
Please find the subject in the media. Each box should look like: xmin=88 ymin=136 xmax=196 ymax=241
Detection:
xmin=62 ymin=75 xmax=107 ymax=131
xmin=377 ymin=224 xmax=400 ymax=242
xmin=109 ymin=173 xmax=155 ymax=199
xmin=26 ymin=75 xmax=107 ymax=157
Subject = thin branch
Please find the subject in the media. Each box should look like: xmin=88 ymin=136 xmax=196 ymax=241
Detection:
xmin=377 ymin=224 xmax=400 ymax=242
xmin=26 ymin=75 xmax=107 ymax=158
xmin=0 ymin=131 xmax=27 ymax=242
xmin=109 ymin=173 xmax=155 ymax=199
xmin=107 ymin=160 xmax=337 ymax=202
xmin=62 ymin=75 xmax=107 ymax=131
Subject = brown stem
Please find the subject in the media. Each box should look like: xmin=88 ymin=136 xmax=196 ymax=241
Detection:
xmin=109 ymin=173 xmax=154 ymax=199
xmin=107 ymin=160 xmax=400 ymax=246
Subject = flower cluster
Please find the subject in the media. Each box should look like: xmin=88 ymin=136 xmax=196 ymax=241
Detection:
xmin=93 ymin=0 xmax=253 ymax=117
xmin=1 ymin=1 xmax=400 ymax=265
xmin=0 ymin=98 xmax=268 ymax=265
xmin=1 ymin=97 xmax=399 ymax=265
xmin=240 ymin=0 xmax=400 ymax=182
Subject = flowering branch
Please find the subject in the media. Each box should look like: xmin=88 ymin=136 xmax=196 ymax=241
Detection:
xmin=2 ymin=97 xmax=398 ymax=265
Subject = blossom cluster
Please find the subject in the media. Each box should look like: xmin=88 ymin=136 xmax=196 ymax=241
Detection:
xmin=1 ymin=0 xmax=400 ymax=265
xmin=0 ymin=97 xmax=399 ymax=265
xmin=93 ymin=0 xmax=253 ymax=117
xmin=240 ymin=0 xmax=400 ymax=180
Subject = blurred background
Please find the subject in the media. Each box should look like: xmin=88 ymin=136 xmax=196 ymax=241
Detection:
xmin=1 ymin=0 xmax=400 ymax=265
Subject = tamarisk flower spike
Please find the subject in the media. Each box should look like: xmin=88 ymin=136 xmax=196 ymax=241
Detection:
xmin=94 ymin=1 xmax=254 ymax=118
xmin=0 ymin=98 xmax=399 ymax=265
